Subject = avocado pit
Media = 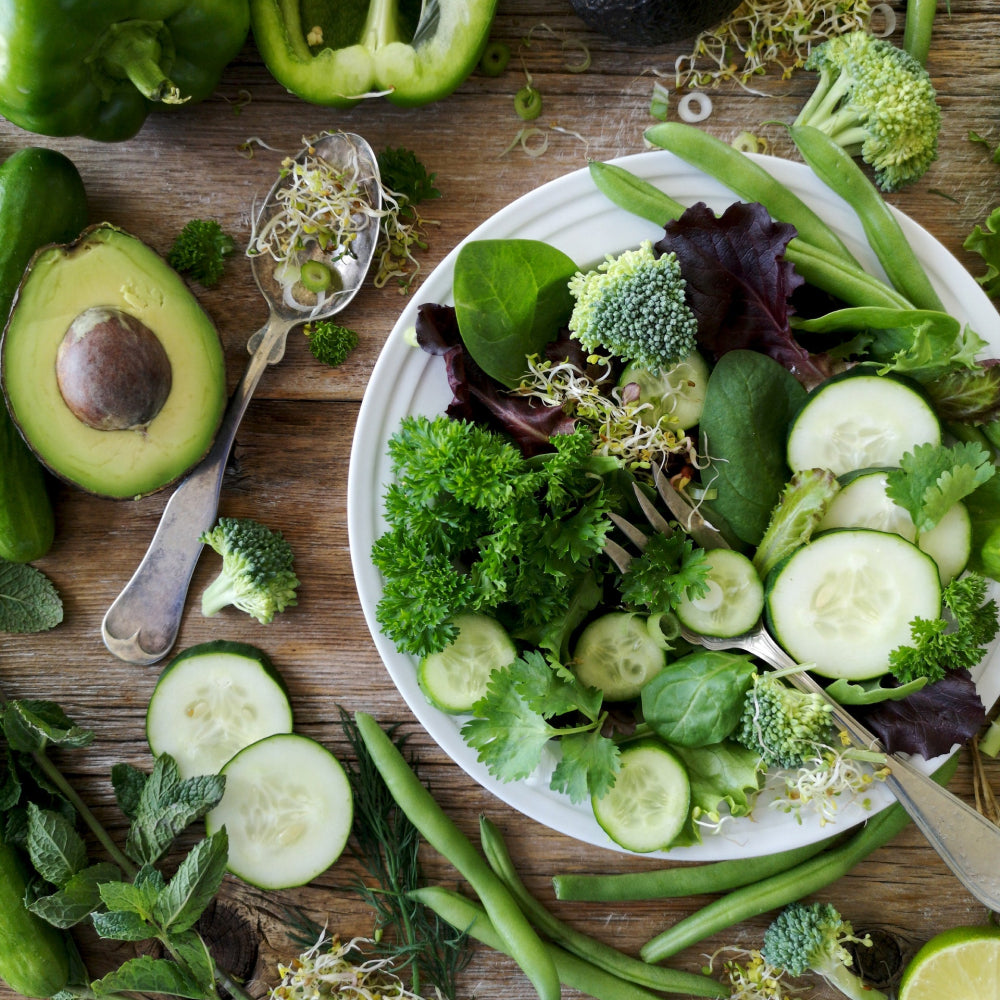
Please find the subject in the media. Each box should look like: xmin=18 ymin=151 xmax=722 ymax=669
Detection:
xmin=56 ymin=306 xmax=172 ymax=431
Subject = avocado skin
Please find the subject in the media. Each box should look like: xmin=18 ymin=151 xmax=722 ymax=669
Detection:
xmin=570 ymin=0 xmax=740 ymax=46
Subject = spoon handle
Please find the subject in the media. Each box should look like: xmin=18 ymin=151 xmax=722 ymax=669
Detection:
xmin=101 ymin=315 xmax=294 ymax=665
xmin=684 ymin=624 xmax=1000 ymax=911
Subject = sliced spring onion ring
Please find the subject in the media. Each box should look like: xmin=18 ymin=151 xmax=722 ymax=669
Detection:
xmin=678 ymin=91 xmax=713 ymax=123
xmin=870 ymin=2 xmax=897 ymax=36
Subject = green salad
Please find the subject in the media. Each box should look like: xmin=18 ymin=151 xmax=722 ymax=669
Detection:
xmin=370 ymin=138 xmax=1000 ymax=854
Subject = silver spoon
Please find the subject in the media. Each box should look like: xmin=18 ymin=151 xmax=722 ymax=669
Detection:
xmin=102 ymin=131 xmax=382 ymax=665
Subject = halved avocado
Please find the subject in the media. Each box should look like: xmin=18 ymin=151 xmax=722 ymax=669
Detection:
xmin=0 ymin=224 xmax=227 ymax=499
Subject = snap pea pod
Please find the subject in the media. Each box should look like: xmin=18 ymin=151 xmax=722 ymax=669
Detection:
xmin=588 ymin=160 xmax=912 ymax=311
xmin=478 ymin=815 xmax=727 ymax=998
xmin=644 ymin=121 xmax=861 ymax=267
xmin=354 ymin=713 xmax=560 ymax=1000
xmin=788 ymin=123 xmax=946 ymax=312
xmin=551 ymin=833 xmax=839 ymax=902
xmin=904 ymin=0 xmax=938 ymax=65
xmin=411 ymin=886 xmax=716 ymax=1000
xmin=639 ymin=753 xmax=960 ymax=964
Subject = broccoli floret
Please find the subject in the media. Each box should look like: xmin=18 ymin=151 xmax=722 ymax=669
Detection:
xmin=567 ymin=240 xmax=698 ymax=374
xmin=735 ymin=671 xmax=835 ymax=769
xmin=199 ymin=517 xmax=299 ymax=624
xmin=761 ymin=902 xmax=887 ymax=1000
xmin=304 ymin=319 xmax=359 ymax=367
xmin=793 ymin=31 xmax=941 ymax=191
xmin=167 ymin=219 xmax=236 ymax=287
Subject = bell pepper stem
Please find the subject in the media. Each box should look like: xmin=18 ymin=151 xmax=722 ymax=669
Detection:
xmin=98 ymin=21 xmax=189 ymax=105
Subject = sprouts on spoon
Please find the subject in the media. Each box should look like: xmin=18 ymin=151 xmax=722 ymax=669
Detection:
xmin=248 ymin=136 xmax=385 ymax=315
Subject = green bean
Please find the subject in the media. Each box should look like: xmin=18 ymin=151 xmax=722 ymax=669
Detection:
xmin=644 ymin=121 xmax=861 ymax=267
xmin=477 ymin=815 xmax=727 ymax=998
xmin=354 ymin=713 xmax=561 ymax=1000
xmin=551 ymin=833 xmax=839 ymax=902
xmin=639 ymin=753 xmax=961 ymax=964
xmin=412 ymin=886 xmax=715 ymax=1000
xmin=903 ymin=0 xmax=938 ymax=66
xmin=587 ymin=159 xmax=912 ymax=311
xmin=789 ymin=123 xmax=946 ymax=312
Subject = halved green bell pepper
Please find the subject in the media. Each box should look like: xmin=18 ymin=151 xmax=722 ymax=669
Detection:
xmin=0 ymin=1 xmax=250 ymax=142
xmin=250 ymin=0 xmax=498 ymax=108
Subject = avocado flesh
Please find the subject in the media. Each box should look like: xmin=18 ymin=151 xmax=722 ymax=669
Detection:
xmin=1 ymin=225 xmax=227 ymax=499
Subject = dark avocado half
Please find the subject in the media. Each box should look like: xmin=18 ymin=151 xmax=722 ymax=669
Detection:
xmin=0 ymin=224 xmax=227 ymax=499
xmin=570 ymin=0 xmax=741 ymax=46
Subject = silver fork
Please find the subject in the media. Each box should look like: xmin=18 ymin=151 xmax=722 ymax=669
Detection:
xmin=605 ymin=467 xmax=1000 ymax=912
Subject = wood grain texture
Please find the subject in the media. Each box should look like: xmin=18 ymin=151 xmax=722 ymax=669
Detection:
xmin=2 ymin=3 xmax=1000 ymax=999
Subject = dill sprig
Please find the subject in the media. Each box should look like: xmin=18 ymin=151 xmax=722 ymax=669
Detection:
xmin=336 ymin=708 xmax=471 ymax=1000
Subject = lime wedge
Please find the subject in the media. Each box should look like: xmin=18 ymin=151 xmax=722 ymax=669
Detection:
xmin=899 ymin=925 xmax=1000 ymax=1000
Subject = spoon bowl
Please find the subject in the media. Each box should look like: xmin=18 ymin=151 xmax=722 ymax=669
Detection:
xmin=102 ymin=131 xmax=382 ymax=665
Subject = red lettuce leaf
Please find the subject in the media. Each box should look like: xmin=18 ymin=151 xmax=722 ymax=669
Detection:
xmin=856 ymin=668 xmax=987 ymax=758
xmin=414 ymin=303 xmax=576 ymax=456
xmin=656 ymin=201 xmax=832 ymax=387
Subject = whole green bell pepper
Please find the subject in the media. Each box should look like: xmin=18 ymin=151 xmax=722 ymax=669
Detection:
xmin=0 ymin=1 xmax=250 ymax=142
xmin=251 ymin=0 xmax=498 ymax=108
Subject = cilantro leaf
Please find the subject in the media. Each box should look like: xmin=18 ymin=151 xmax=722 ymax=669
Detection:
xmin=461 ymin=651 xmax=616 ymax=801
xmin=551 ymin=730 xmax=619 ymax=802
xmin=462 ymin=669 xmax=556 ymax=783
xmin=886 ymin=441 xmax=996 ymax=534
xmin=0 ymin=559 xmax=62 ymax=633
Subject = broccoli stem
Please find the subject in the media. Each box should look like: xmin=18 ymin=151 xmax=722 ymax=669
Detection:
xmin=903 ymin=0 xmax=938 ymax=66
xmin=821 ymin=958 xmax=889 ymax=1000
xmin=201 ymin=575 xmax=239 ymax=618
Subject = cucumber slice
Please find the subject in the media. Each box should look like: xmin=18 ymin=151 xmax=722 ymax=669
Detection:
xmin=765 ymin=528 xmax=942 ymax=680
xmin=592 ymin=740 xmax=689 ymax=853
xmin=618 ymin=350 xmax=710 ymax=430
xmin=818 ymin=470 xmax=972 ymax=584
xmin=676 ymin=548 xmax=764 ymax=638
xmin=418 ymin=613 xmax=517 ymax=713
xmin=146 ymin=640 xmax=293 ymax=779
xmin=205 ymin=732 xmax=352 ymax=890
xmin=571 ymin=612 xmax=666 ymax=701
xmin=787 ymin=373 xmax=940 ymax=477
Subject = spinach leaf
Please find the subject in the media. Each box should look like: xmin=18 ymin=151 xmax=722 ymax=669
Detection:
xmin=453 ymin=238 xmax=577 ymax=387
xmin=640 ymin=649 xmax=756 ymax=748
xmin=698 ymin=349 xmax=808 ymax=545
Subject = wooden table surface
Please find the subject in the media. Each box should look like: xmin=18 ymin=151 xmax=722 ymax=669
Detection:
xmin=4 ymin=3 xmax=1000 ymax=998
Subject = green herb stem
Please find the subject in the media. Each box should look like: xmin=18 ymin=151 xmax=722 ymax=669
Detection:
xmin=27 ymin=744 xmax=137 ymax=876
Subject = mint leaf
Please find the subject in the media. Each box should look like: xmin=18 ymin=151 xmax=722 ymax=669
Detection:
xmin=92 ymin=908 xmax=159 ymax=942
xmin=90 ymin=956 xmax=210 ymax=999
xmin=98 ymin=875 xmax=160 ymax=920
xmin=152 ymin=830 xmax=228 ymax=934
xmin=26 ymin=802 xmax=87 ymax=886
xmin=27 ymin=862 xmax=121 ymax=928
xmin=168 ymin=929 xmax=218 ymax=995
xmin=126 ymin=756 xmax=225 ymax=866
xmin=886 ymin=441 xmax=996 ymax=534
xmin=0 ymin=559 xmax=62 ymax=633
xmin=3 ymin=700 xmax=93 ymax=753
xmin=551 ymin=730 xmax=619 ymax=803
xmin=111 ymin=761 xmax=147 ymax=820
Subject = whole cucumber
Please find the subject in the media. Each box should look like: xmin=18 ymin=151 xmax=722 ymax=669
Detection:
xmin=0 ymin=839 xmax=71 ymax=997
xmin=0 ymin=147 xmax=88 ymax=562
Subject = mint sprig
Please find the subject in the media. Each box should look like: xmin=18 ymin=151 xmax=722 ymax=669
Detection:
xmin=0 ymin=558 xmax=62 ymax=633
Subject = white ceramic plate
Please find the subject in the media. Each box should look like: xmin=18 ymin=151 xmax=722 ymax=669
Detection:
xmin=348 ymin=150 xmax=1000 ymax=860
